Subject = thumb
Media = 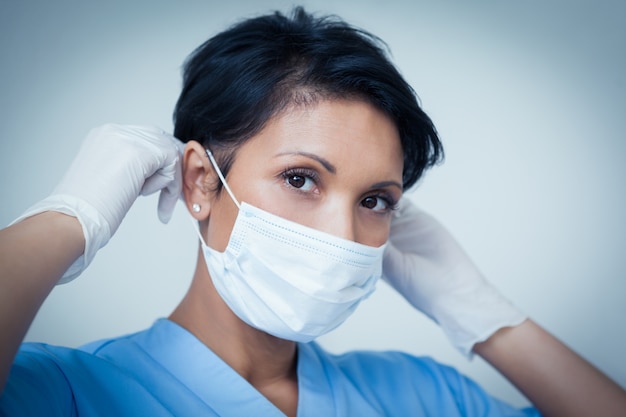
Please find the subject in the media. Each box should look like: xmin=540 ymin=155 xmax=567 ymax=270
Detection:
xmin=157 ymin=185 xmax=180 ymax=224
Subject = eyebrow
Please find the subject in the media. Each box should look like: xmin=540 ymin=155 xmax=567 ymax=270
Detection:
xmin=371 ymin=180 xmax=403 ymax=191
xmin=276 ymin=151 xmax=403 ymax=191
xmin=275 ymin=151 xmax=337 ymax=174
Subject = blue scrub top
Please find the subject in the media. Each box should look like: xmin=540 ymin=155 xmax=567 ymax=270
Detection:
xmin=0 ymin=319 xmax=540 ymax=416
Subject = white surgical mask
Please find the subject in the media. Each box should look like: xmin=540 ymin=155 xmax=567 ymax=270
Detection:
xmin=197 ymin=149 xmax=386 ymax=342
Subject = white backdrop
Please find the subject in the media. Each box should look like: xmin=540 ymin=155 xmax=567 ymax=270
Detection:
xmin=1 ymin=0 xmax=625 ymax=408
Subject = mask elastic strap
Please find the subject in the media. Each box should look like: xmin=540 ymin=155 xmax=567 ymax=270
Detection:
xmin=189 ymin=216 xmax=209 ymax=247
xmin=205 ymin=148 xmax=241 ymax=209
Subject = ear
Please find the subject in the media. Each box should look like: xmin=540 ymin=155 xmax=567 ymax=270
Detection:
xmin=182 ymin=140 xmax=216 ymax=220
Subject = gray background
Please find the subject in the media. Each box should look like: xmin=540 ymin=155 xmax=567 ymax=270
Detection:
xmin=1 ymin=0 xmax=625 ymax=407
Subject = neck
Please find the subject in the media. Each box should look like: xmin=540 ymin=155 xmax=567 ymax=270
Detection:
xmin=169 ymin=249 xmax=298 ymax=386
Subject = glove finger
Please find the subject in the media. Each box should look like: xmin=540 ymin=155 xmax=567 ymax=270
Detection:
xmin=381 ymin=244 xmax=403 ymax=282
xmin=139 ymin=146 xmax=181 ymax=194
xmin=141 ymin=171 xmax=174 ymax=196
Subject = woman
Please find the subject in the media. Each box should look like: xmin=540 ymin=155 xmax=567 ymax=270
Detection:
xmin=1 ymin=7 xmax=625 ymax=416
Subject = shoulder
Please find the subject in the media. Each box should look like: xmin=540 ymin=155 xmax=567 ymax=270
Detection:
xmin=305 ymin=343 xmax=541 ymax=417
xmin=313 ymin=344 xmax=466 ymax=394
xmin=1 ymin=343 xmax=86 ymax=416
xmin=307 ymin=343 xmax=459 ymax=382
xmin=0 ymin=320 xmax=171 ymax=417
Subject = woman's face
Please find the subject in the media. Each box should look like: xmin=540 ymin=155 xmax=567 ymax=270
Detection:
xmin=205 ymin=99 xmax=403 ymax=250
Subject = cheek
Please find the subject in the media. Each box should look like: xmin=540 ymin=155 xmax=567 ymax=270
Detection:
xmin=357 ymin=215 xmax=392 ymax=247
xmin=205 ymin=194 xmax=240 ymax=251
xmin=238 ymin=180 xmax=315 ymax=223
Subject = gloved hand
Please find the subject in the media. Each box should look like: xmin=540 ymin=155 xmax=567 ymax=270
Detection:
xmin=382 ymin=198 xmax=527 ymax=357
xmin=11 ymin=124 xmax=184 ymax=284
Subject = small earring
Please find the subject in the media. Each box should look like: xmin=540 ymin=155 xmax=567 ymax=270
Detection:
xmin=192 ymin=203 xmax=201 ymax=213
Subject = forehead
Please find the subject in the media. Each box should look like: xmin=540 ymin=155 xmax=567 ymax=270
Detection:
xmin=234 ymin=99 xmax=403 ymax=179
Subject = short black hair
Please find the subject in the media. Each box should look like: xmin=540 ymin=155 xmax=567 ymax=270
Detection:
xmin=173 ymin=6 xmax=443 ymax=190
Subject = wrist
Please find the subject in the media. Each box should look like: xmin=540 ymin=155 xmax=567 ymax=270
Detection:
xmin=428 ymin=279 xmax=527 ymax=358
xmin=11 ymin=195 xmax=110 ymax=283
xmin=44 ymin=211 xmax=85 ymax=253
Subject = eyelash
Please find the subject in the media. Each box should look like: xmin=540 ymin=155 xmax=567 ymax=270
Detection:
xmin=281 ymin=167 xmax=399 ymax=213
xmin=369 ymin=193 xmax=399 ymax=212
xmin=282 ymin=167 xmax=318 ymax=178
xmin=281 ymin=167 xmax=320 ymax=191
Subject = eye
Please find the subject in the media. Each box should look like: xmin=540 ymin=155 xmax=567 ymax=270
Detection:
xmin=282 ymin=168 xmax=318 ymax=192
xmin=361 ymin=195 xmax=395 ymax=213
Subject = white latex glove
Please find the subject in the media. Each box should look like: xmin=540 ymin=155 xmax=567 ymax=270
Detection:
xmin=11 ymin=124 xmax=183 ymax=284
xmin=383 ymin=198 xmax=526 ymax=357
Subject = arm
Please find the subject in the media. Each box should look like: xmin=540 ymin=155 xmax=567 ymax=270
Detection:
xmin=474 ymin=319 xmax=626 ymax=417
xmin=0 ymin=124 xmax=183 ymax=394
xmin=0 ymin=212 xmax=84 ymax=392
xmin=383 ymin=198 xmax=626 ymax=415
